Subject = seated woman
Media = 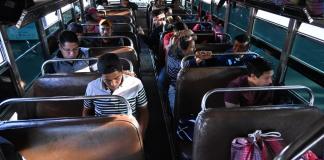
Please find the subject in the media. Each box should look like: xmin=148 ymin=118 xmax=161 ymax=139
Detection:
xmin=85 ymin=8 xmax=101 ymax=33
xmin=167 ymin=29 xmax=203 ymax=113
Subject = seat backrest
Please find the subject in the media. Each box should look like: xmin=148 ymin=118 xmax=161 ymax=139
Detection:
xmin=27 ymin=73 xmax=99 ymax=118
xmin=0 ymin=115 xmax=144 ymax=160
xmin=193 ymin=106 xmax=323 ymax=160
xmin=175 ymin=67 xmax=246 ymax=121
xmin=112 ymin=23 xmax=133 ymax=33
xmin=195 ymin=43 xmax=232 ymax=53
xmin=106 ymin=16 xmax=134 ymax=24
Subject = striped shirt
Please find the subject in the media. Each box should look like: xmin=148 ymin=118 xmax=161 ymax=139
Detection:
xmin=84 ymin=75 xmax=147 ymax=116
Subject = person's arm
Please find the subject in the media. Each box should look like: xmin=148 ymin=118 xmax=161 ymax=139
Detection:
xmin=82 ymin=106 xmax=94 ymax=116
xmin=137 ymin=105 xmax=149 ymax=138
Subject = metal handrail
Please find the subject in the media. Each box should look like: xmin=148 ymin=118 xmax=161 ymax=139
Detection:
xmin=180 ymin=52 xmax=259 ymax=68
xmin=41 ymin=57 xmax=134 ymax=75
xmin=78 ymin=35 xmax=134 ymax=48
xmin=0 ymin=95 xmax=132 ymax=116
xmin=274 ymin=117 xmax=324 ymax=160
xmin=201 ymin=85 xmax=315 ymax=110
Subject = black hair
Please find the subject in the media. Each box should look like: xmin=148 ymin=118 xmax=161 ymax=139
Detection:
xmin=58 ymin=31 xmax=78 ymax=45
xmin=164 ymin=7 xmax=172 ymax=13
xmin=96 ymin=0 xmax=103 ymax=5
xmin=97 ymin=53 xmax=123 ymax=74
xmin=151 ymin=9 xmax=164 ymax=17
xmin=234 ymin=34 xmax=250 ymax=44
xmin=174 ymin=22 xmax=187 ymax=31
xmin=246 ymin=57 xmax=273 ymax=78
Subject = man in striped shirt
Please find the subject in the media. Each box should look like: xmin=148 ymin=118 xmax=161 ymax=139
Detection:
xmin=83 ymin=53 xmax=149 ymax=136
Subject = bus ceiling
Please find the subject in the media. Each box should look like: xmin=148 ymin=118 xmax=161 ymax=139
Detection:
xmin=0 ymin=0 xmax=79 ymax=29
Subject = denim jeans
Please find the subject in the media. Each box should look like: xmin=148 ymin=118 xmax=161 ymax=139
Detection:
xmin=168 ymin=85 xmax=176 ymax=115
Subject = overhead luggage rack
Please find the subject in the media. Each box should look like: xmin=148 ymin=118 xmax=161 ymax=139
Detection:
xmin=15 ymin=0 xmax=78 ymax=28
xmin=233 ymin=0 xmax=324 ymax=27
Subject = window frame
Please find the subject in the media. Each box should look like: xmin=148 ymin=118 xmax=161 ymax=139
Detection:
xmin=41 ymin=11 xmax=60 ymax=30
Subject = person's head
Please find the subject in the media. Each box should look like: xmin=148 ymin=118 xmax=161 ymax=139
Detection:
xmin=152 ymin=9 xmax=166 ymax=27
xmin=164 ymin=7 xmax=172 ymax=16
xmin=99 ymin=19 xmax=113 ymax=37
xmin=121 ymin=0 xmax=129 ymax=7
xmin=98 ymin=53 xmax=123 ymax=91
xmin=86 ymin=7 xmax=100 ymax=22
xmin=67 ymin=22 xmax=83 ymax=37
xmin=174 ymin=22 xmax=188 ymax=32
xmin=175 ymin=29 xmax=197 ymax=57
xmin=58 ymin=31 xmax=80 ymax=59
xmin=233 ymin=34 xmax=250 ymax=53
xmin=246 ymin=57 xmax=273 ymax=86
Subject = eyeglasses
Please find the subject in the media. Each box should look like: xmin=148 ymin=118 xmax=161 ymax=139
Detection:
xmin=60 ymin=45 xmax=79 ymax=52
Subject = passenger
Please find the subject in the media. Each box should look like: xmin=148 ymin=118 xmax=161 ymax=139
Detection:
xmin=51 ymin=31 xmax=90 ymax=73
xmin=164 ymin=7 xmax=173 ymax=17
xmin=83 ymin=53 xmax=149 ymax=136
xmin=67 ymin=22 xmax=93 ymax=47
xmin=224 ymin=57 xmax=274 ymax=107
xmin=85 ymin=7 xmax=101 ymax=33
xmin=93 ymin=19 xmax=124 ymax=47
xmin=96 ymin=0 xmax=107 ymax=10
xmin=121 ymin=0 xmax=138 ymax=11
xmin=167 ymin=30 xmax=202 ymax=113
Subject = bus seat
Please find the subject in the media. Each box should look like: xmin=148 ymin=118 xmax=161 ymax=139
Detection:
xmin=106 ymin=16 xmax=134 ymax=24
xmin=174 ymin=67 xmax=246 ymax=159
xmin=195 ymin=43 xmax=232 ymax=53
xmin=112 ymin=23 xmax=134 ymax=33
xmin=175 ymin=67 xmax=246 ymax=121
xmin=28 ymin=73 xmax=99 ymax=118
xmin=193 ymin=106 xmax=323 ymax=160
xmin=88 ymin=46 xmax=139 ymax=74
xmin=112 ymin=32 xmax=140 ymax=53
xmin=0 ymin=115 xmax=144 ymax=160
xmin=195 ymin=33 xmax=217 ymax=44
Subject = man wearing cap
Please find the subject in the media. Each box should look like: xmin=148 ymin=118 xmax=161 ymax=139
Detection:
xmin=83 ymin=53 xmax=149 ymax=137
xmin=85 ymin=7 xmax=101 ymax=33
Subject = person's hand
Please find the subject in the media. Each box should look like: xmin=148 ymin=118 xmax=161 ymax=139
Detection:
xmin=137 ymin=26 xmax=144 ymax=35
xmin=195 ymin=51 xmax=212 ymax=64
xmin=123 ymin=70 xmax=137 ymax=77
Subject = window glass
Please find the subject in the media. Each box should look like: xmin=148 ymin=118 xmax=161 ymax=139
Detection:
xmin=15 ymin=44 xmax=44 ymax=89
xmin=5 ymin=23 xmax=45 ymax=89
xmin=202 ymin=0 xmax=211 ymax=4
xmin=212 ymin=3 xmax=226 ymax=20
xmin=252 ymin=19 xmax=287 ymax=50
xmin=227 ymin=24 xmax=245 ymax=40
xmin=182 ymin=0 xmax=185 ymax=7
xmin=61 ymin=4 xmax=72 ymax=13
xmin=256 ymin=10 xmax=289 ymax=27
xmin=62 ymin=10 xmax=73 ymax=25
xmin=45 ymin=22 xmax=61 ymax=36
xmin=291 ymin=34 xmax=324 ymax=72
xmin=298 ymin=23 xmax=324 ymax=41
xmin=42 ymin=11 xmax=59 ymax=29
xmin=285 ymin=67 xmax=324 ymax=109
xmin=6 ymin=23 xmax=39 ymax=59
xmin=229 ymin=5 xmax=249 ymax=31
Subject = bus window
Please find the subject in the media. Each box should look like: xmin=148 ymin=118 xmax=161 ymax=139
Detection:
xmin=285 ymin=67 xmax=324 ymax=109
xmin=41 ymin=11 xmax=61 ymax=36
xmin=229 ymin=5 xmax=250 ymax=31
xmin=61 ymin=4 xmax=73 ymax=25
xmin=5 ymin=23 xmax=45 ymax=89
xmin=252 ymin=10 xmax=289 ymax=51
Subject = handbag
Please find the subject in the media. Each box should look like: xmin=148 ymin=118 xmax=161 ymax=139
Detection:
xmin=231 ymin=130 xmax=321 ymax=160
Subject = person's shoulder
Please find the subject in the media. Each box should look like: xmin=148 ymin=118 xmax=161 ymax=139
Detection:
xmin=228 ymin=75 xmax=247 ymax=87
xmin=124 ymin=74 xmax=142 ymax=84
xmin=87 ymin=77 xmax=101 ymax=88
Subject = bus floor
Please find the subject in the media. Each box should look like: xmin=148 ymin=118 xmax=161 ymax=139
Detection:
xmin=137 ymin=8 xmax=174 ymax=160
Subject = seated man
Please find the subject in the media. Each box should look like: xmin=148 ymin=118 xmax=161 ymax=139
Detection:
xmin=121 ymin=0 xmax=138 ymax=12
xmin=83 ymin=53 xmax=149 ymax=136
xmin=67 ymin=22 xmax=93 ymax=47
xmin=224 ymin=57 xmax=274 ymax=107
xmin=95 ymin=19 xmax=124 ymax=47
xmin=51 ymin=31 xmax=90 ymax=73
